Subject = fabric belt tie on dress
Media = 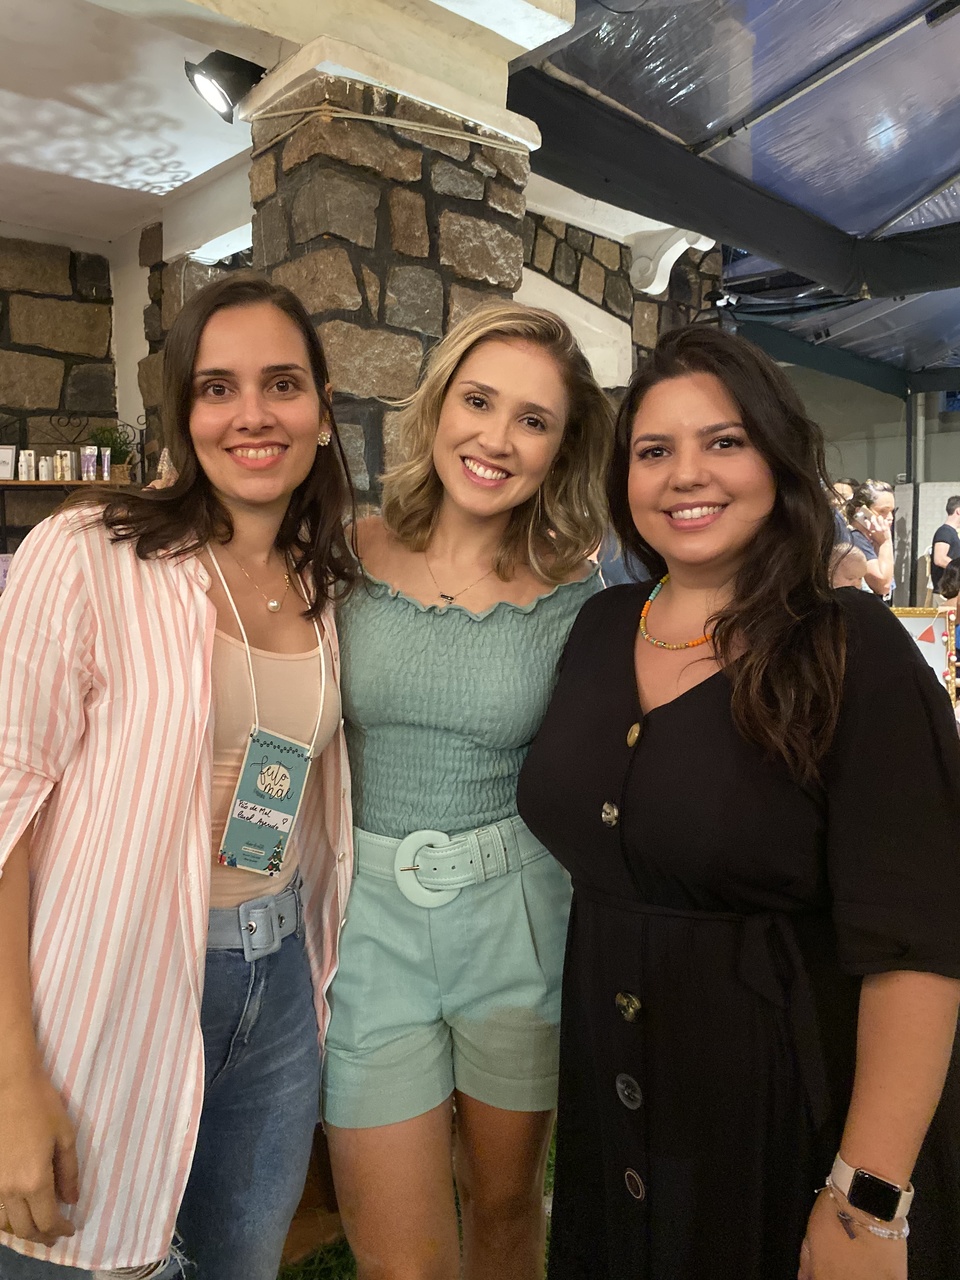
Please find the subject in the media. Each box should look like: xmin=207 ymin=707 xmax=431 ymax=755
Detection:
xmin=575 ymin=885 xmax=831 ymax=1133
xmin=206 ymin=880 xmax=301 ymax=961
xmin=737 ymin=912 xmax=831 ymax=1132
xmin=354 ymin=815 xmax=547 ymax=908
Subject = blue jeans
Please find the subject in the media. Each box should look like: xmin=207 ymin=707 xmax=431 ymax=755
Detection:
xmin=0 ymin=926 xmax=320 ymax=1280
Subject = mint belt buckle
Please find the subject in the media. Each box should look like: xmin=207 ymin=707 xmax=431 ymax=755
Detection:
xmin=394 ymin=829 xmax=461 ymax=908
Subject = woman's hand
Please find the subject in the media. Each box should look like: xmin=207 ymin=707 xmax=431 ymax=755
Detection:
xmin=853 ymin=508 xmax=892 ymax=549
xmin=798 ymin=1189 xmax=906 ymax=1280
xmin=0 ymin=1066 xmax=79 ymax=1245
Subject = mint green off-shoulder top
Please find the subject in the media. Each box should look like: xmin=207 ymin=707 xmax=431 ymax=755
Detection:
xmin=338 ymin=567 xmax=601 ymax=839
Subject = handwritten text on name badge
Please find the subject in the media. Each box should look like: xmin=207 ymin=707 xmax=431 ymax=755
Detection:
xmin=232 ymin=799 xmax=293 ymax=833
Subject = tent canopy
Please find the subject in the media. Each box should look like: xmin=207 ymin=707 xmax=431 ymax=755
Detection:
xmin=508 ymin=0 xmax=960 ymax=386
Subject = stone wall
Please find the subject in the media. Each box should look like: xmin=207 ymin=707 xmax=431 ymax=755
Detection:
xmin=522 ymin=210 xmax=723 ymax=381
xmin=0 ymin=235 xmax=115 ymax=543
xmin=251 ymin=76 xmax=527 ymax=501
xmin=0 ymin=235 xmax=115 ymax=449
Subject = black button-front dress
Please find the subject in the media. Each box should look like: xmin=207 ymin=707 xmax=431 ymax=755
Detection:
xmin=517 ymin=582 xmax=960 ymax=1280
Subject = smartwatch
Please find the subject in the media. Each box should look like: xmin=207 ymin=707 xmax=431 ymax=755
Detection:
xmin=830 ymin=1154 xmax=914 ymax=1222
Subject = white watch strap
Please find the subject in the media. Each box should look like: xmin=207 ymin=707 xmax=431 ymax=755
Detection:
xmin=831 ymin=1154 xmax=914 ymax=1219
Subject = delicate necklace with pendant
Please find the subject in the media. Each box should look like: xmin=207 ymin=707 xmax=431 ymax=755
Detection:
xmin=226 ymin=548 xmax=291 ymax=613
xmin=639 ymin=574 xmax=711 ymax=650
xmin=424 ymin=554 xmax=495 ymax=608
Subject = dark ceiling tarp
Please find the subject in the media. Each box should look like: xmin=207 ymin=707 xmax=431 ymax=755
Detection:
xmin=547 ymin=0 xmax=960 ymax=238
xmin=508 ymin=69 xmax=960 ymax=300
xmin=509 ymin=1 xmax=960 ymax=382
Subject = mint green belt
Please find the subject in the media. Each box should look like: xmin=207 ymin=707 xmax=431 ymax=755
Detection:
xmin=353 ymin=815 xmax=547 ymax=908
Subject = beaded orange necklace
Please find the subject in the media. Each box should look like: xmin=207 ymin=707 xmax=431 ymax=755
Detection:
xmin=639 ymin=574 xmax=711 ymax=651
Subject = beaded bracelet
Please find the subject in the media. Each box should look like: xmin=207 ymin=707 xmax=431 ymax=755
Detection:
xmin=822 ymin=1180 xmax=910 ymax=1241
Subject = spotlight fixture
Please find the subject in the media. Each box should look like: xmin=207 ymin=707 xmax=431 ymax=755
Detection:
xmin=185 ymin=51 xmax=267 ymax=123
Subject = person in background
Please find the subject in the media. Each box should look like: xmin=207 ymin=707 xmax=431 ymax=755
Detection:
xmin=937 ymin=557 xmax=960 ymax=662
xmin=518 ymin=326 xmax=960 ymax=1280
xmin=596 ymin=527 xmax=635 ymax=586
xmin=846 ymin=479 xmax=895 ymax=600
xmin=931 ymin=497 xmax=960 ymax=598
xmin=830 ymin=541 xmax=869 ymax=589
xmin=830 ymin=478 xmax=858 ymax=545
xmin=323 ymin=303 xmax=612 ymax=1280
xmin=0 ymin=274 xmax=355 ymax=1280
xmin=940 ymin=557 xmax=960 ymax=608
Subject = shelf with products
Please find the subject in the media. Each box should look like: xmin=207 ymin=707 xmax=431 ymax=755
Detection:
xmin=0 ymin=481 xmax=139 ymax=557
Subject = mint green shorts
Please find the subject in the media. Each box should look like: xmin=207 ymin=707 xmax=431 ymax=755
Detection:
xmin=321 ymin=822 xmax=571 ymax=1129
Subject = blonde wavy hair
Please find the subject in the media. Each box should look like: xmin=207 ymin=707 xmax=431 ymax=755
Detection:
xmin=381 ymin=301 xmax=613 ymax=584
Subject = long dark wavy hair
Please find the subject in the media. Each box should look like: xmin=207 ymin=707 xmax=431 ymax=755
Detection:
xmin=67 ymin=273 xmax=356 ymax=615
xmin=608 ymin=325 xmax=846 ymax=783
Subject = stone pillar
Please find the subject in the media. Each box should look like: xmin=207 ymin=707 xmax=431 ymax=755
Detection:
xmin=137 ymin=224 xmax=252 ymax=477
xmin=250 ymin=76 xmax=529 ymax=502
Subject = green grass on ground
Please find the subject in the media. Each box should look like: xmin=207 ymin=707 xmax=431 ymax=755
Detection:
xmin=280 ymin=1238 xmax=356 ymax=1280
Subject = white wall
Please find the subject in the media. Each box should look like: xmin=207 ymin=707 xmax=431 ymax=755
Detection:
xmin=514 ymin=268 xmax=632 ymax=390
xmin=162 ymin=156 xmax=254 ymax=261
xmin=781 ymin=364 xmax=908 ymax=484
xmin=107 ymin=228 xmax=150 ymax=434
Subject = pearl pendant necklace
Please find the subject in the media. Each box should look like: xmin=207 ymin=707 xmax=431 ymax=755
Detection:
xmin=226 ymin=549 xmax=291 ymax=614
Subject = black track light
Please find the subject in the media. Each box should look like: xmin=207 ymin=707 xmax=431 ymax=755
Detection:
xmin=185 ymin=51 xmax=267 ymax=123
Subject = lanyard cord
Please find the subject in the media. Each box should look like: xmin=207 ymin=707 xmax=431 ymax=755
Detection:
xmin=207 ymin=547 xmax=327 ymax=757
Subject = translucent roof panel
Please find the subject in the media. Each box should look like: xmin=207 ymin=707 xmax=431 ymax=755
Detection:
xmin=756 ymin=290 xmax=960 ymax=370
xmin=549 ymin=0 xmax=924 ymax=146
xmin=881 ymin=180 xmax=960 ymax=236
xmin=709 ymin=13 xmax=960 ymax=235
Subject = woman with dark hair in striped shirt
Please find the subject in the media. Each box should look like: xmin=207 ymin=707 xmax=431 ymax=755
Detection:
xmin=0 ymin=274 xmax=355 ymax=1280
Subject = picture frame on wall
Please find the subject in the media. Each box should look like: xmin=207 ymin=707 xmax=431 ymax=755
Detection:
xmin=892 ymin=607 xmax=957 ymax=706
xmin=0 ymin=445 xmax=16 ymax=481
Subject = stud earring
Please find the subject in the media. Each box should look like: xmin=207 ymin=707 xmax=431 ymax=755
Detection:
xmin=317 ymin=429 xmax=332 ymax=447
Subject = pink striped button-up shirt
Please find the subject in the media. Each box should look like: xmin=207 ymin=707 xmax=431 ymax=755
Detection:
xmin=0 ymin=509 xmax=354 ymax=1270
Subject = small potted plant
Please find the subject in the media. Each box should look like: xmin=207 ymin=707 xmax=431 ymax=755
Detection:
xmin=88 ymin=424 xmax=134 ymax=484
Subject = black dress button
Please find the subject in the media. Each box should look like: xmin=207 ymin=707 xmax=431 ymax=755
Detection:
xmin=624 ymin=1168 xmax=646 ymax=1201
xmin=616 ymin=1073 xmax=643 ymax=1110
xmin=627 ymin=722 xmax=641 ymax=747
xmin=615 ymin=991 xmax=642 ymax=1022
xmin=601 ymin=802 xmax=619 ymax=827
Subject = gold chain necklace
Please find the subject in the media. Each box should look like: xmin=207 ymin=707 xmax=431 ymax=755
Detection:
xmin=423 ymin=555 xmax=495 ymax=608
xmin=226 ymin=549 xmax=290 ymax=614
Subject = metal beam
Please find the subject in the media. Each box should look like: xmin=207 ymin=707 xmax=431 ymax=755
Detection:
xmin=734 ymin=320 xmax=909 ymax=400
xmin=856 ymin=223 xmax=960 ymax=295
xmin=908 ymin=367 xmax=960 ymax=392
xmin=693 ymin=1 xmax=933 ymax=157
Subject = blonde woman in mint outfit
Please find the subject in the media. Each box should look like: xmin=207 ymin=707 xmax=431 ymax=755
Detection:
xmin=323 ymin=303 xmax=612 ymax=1280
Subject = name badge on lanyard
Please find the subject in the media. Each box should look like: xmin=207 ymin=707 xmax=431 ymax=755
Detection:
xmin=209 ymin=548 xmax=327 ymax=877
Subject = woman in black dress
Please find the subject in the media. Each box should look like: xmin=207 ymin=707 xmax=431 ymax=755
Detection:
xmin=517 ymin=327 xmax=960 ymax=1280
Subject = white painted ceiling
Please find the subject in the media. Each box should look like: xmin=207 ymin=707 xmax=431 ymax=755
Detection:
xmin=0 ymin=0 xmax=257 ymax=242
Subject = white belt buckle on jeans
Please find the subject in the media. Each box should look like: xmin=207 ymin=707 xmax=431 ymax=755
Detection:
xmin=394 ymin=829 xmax=461 ymax=908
